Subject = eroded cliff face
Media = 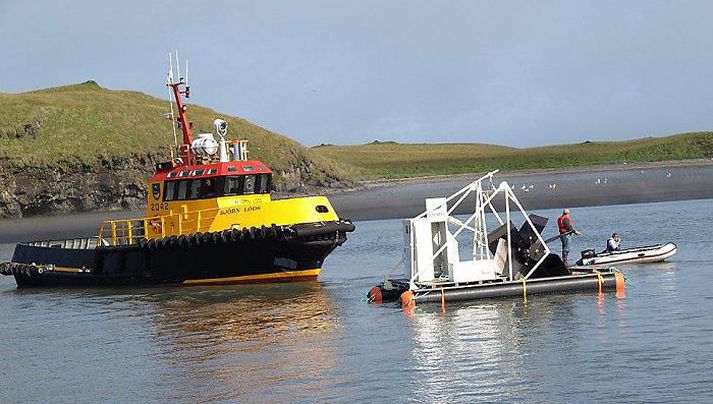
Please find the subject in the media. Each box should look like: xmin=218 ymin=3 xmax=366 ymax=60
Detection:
xmin=0 ymin=154 xmax=348 ymax=219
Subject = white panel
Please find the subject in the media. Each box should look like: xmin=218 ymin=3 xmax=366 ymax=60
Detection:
xmin=402 ymin=219 xmax=414 ymax=279
xmin=425 ymin=198 xmax=448 ymax=221
xmin=448 ymin=260 xmax=498 ymax=283
xmin=494 ymin=238 xmax=507 ymax=276
xmin=413 ymin=219 xmax=435 ymax=282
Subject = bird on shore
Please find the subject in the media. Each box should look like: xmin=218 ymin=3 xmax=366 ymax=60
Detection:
xmin=595 ymin=178 xmax=601 ymax=184
xmin=548 ymin=183 xmax=557 ymax=190
xmin=603 ymin=178 xmax=608 ymax=184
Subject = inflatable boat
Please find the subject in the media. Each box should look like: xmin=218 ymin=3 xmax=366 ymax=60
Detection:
xmin=576 ymin=242 xmax=677 ymax=268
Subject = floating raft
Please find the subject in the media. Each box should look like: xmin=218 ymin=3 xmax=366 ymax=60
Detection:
xmin=367 ymin=170 xmax=627 ymax=310
xmin=369 ymin=271 xmax=625 ymax=307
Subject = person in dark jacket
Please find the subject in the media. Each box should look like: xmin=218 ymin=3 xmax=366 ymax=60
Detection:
xmin=557 ymin=209 xmax=581 ymax=265
xmin=606 ymin=233 xmax=621 ymax=252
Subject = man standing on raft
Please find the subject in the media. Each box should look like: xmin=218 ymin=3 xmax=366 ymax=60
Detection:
xmin=557 ymin=209 xmax=581 ymax=266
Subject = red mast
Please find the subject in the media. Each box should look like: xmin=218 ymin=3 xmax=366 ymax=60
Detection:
xmin=168 ymin=79 xmax=193 ymax=164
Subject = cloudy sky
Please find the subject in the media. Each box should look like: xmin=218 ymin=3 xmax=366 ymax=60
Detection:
xmin=2 ymin=1 xmax=713 ymax=147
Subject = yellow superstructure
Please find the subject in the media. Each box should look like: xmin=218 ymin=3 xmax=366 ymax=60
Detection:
xmin=100 ymin=177 xmax=339 ymax=246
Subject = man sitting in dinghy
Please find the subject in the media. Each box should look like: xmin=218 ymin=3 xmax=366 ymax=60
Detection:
xmin=606 ymin=233 xmax=621 ymax=252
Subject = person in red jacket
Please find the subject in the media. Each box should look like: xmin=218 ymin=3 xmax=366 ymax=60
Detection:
xmin=557 ymin=209 xmax=581 ymax=265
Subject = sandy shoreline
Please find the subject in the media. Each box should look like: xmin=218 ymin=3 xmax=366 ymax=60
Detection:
xmin=1 ymin=159 xmax=711 ymax=242
xmin=329 ymin=159 xmax=713 ymax=220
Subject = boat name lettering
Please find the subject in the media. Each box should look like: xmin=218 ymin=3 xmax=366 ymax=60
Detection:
xmin=220 ymin=207 xmax=241 ymax=215
xmin=219 ymin=205 xmax=261 ymax=215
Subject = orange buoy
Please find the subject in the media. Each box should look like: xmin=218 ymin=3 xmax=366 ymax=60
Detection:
xmin=614 ymin=272 xmax=626 ymax=298
xmin=399 ymin=290 xmax=416 ymax=309
xmin=368 ymin=286 xmax=383 ymax=304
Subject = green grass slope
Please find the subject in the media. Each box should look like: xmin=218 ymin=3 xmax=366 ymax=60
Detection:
xmin=313 ymin=134 xmax=713 ymax=180
xmin=0 ymin=81 xmax=346 ymax=187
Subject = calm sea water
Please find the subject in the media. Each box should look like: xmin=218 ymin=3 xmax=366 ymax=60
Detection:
xmin=1 ymin=199 xmax=712 ymax=403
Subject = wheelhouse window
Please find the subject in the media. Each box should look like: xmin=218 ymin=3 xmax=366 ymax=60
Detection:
xmin=201 ymin=178 xmax=218 ymax=198
xmin=164 ymin=181 xmax=177 ymax=201
xmin=224 ymin=176 xmax=241 ymax=195
xmin=257 ymin=174 xmax=270 ymax=194
xmin=188 ymin=180 xmax=201 ymax=199
xmin=244 ymin=175 xmax=256 ymax=194
xmin=177 ymin=180 xmax=188 ymax=199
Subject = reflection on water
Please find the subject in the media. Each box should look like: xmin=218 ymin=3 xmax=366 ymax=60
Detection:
xmin=142 ymin=283 xmax=343 ymax=401
xmin=1 ymin=281 xmax=344 ymax=402
xmin=406 ymin=296 xmax=583 ymax=400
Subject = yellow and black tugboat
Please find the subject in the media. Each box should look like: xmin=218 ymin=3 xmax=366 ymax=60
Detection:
xmin=0 ymin=59 xmax=355 ymax=287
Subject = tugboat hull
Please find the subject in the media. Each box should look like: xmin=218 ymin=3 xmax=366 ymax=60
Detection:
xmin=1 ymin=221 xmax=354 ymax=288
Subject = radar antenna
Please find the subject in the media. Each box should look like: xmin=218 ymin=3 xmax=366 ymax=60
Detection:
xmin=166 ymin=50 xmax=194 ymax=164
xmin=166 ymin=52 xmax=179 ymax=159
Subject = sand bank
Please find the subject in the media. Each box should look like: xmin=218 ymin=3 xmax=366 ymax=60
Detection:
xmin=1 ymin=161 xmax=711 ymax=243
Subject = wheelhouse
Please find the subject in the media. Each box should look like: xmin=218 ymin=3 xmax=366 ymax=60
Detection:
xmin=150 ymin=160 xmax=273 ymax=202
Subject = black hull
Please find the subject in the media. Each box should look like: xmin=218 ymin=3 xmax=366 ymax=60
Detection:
xmin=1 ymin=221 xmax=354 ymax=288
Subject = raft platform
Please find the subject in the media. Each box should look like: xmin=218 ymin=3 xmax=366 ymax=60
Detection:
xmin=369 ymin=271 xmax=625 ymax=307
xmin=367 ymin=170 xmax=626 ymax=308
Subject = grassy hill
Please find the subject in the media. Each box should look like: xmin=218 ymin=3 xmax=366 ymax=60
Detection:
xmin=0 ymin=81 xmax=348 ymax=218
xmin=0 ymin=80 xmax=345 ymax=186
xmin=2 ymin=80 xmax=712 ymax=218
xmin=313 ymin=134 xmax=713 ymax=180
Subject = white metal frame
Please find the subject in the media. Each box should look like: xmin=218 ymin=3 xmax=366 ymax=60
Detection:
xmin=406 ymin=170 xmax=552 ymax=289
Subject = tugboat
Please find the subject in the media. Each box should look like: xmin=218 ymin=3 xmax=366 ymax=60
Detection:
xmin=0 ymin=56 xmax=355 ymax=287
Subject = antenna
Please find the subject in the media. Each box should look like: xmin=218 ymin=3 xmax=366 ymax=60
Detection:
xmin=166 ymin=50 xmax=194 ymax=164
xmin=175 ymin=50 xmax=181 ymax=82
xmin=167 ymin=51 xmax=174 ymax=84
xmin=184 ymin=59 xmax=190 ymax=98
xmin=167 ymin=51 xmax=178 ymax=156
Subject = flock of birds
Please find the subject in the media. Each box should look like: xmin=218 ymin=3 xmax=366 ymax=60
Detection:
xmin=510 ymin=169 xmax=675 ymax=193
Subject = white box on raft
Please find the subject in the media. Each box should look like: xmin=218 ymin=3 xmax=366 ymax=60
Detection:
xmin=448 ymin=260 xmax=498 ymax=283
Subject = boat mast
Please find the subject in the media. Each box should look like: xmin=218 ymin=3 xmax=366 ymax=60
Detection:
xmin=167 ymin=51 xmax=194 ymax=165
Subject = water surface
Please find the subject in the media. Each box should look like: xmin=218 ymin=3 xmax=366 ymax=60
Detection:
xmin=1 ymin=199 xmax=712 ymax=402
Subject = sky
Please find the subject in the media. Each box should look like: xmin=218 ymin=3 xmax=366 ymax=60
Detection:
xmin=2 ymin=0 xmax=713 ymax=147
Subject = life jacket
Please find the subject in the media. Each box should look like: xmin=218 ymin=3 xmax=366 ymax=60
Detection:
xmin=557 ymin=214 xmax=571 ymax=234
